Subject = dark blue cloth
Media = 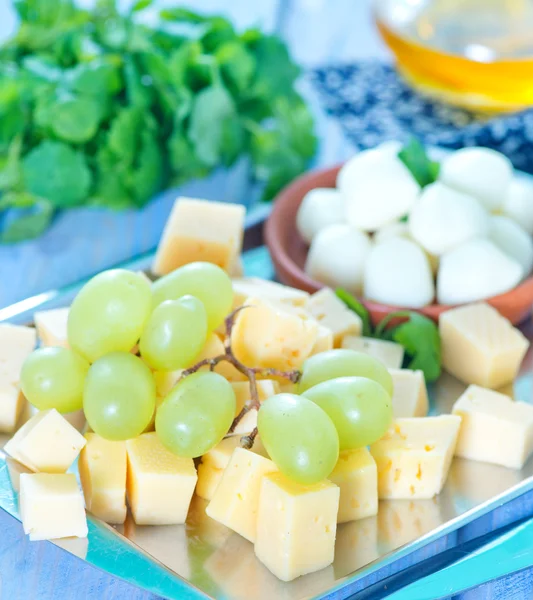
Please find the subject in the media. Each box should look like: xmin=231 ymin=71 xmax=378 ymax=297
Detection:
xmin=310 ymin=61 xmax=533 ymax=173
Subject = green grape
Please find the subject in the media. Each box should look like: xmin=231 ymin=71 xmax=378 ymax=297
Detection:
xmin=152 ymin=262 xmax=233 ymax=331
xmin=298 ymin=349 xmax=393 ymax=396
xmin=155 ymin=371 xmax=236 ymax=458
xmin=257 ymin=393 xmax=339 ymax=485
xmin=302 ymin=376 xmax=392 ymax=450
xmin=68 ymin=269 xmax=152 ymax=362
xmin=20 ymin=347 xmax=89 ymax=413
xmin=84 ymin=352 xmax=156 ymax=440
xmin=140 ymin=296 xmax=208 ymax=371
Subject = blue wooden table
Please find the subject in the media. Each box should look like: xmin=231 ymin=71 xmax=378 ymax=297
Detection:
xmin=1 ymin=1 xmax=533 ymax=598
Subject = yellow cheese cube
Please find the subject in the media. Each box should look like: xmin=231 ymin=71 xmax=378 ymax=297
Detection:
xmin=4 ymin=409 xmax=86 ymax=473
xmin=34 ymin=308 xmax=69 ymax=348
xmin=231 ymin=380 xmax=279 ymax=415
xmin=126 ymin=432 xmax=197 ymax=525
xmin=440 ymin=303 xmax=529 ymax=389
xmin=254 ymin=472 xmax=339 ymax=581
xmin=78 ymin=433 xmax=127 ymax=524
xmin=379 ymin=498 xmax=442 ymax=548
xmin=452 ymin=385 xmax=533 ymax=469
xmin=19 ymin=473 xmax=87 ymax=541
xmin=310 ymin=324 xmax=334 ymax=356
xmin=206 ymin=447 xmax=277 ymax=542
xmin=328 ymin=448 xmax=377 ymax=523
xmin=233 ymin=408 xmax=258 ymax=434
xmin=229 ymin=256 xmax=244 ymax=278
xmin=306 ymin=288 xmax=363 ymax=346
xmin=232 ymin=278 xmax=309 ymax=308
xmin=389 ymin=369 xmax=429 ymax=418
xmin=232 ymin=296 xmax=318 ymax=371
xmin=152 ymin=197 xmax=245 ymax=275
xmin=370 ymin=416 xmax=461 ymax=499
xmin=342 ymin=335 xmax=404 ymax=369
xmin=196 ymin=462 xmax=225 ymax=501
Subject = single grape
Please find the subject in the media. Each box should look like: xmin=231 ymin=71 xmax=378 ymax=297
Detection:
xmin=152 ymin=262 xmax=233 ymax=331
xmin=302 ymin=376 xmax=392 ymax=449
xmin=84 ymin=352 xmax=156 ymax=440
xmin=20 ymin=347 xmax=89 ymax=413
xmin=298 ymin=349 xmax=393 ymax=396
xmin=140 ymin=296 xmax=208 ymax=371
xmin=155 ymin=371 xmax=236 ymax=458
xmin=68 ymin=269 xmax=152 ymax=362
xmin=257 ymin=393 xmax=339 ymax=485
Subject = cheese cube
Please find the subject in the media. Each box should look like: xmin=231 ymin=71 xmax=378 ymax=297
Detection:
xmin=152 ymin=197 xmax=245 ymax=275
xmin=328 ymin=448 xmax=377 ymax=523
xmin=230 ymin=256 xmax=244 ymax=278
xmin=0 ymin=324 xmax=36 ymax=433
xmin=452 ymin=385 xmax=533 ymax=469
xmin=306 ymin=288 xmax=363 ymax=346
xmin=4 ymin=409 xmax=86 ymax=473
xmin=440 ymin=303 xmax=529 ymax=389
xmin=78 ymin=433 xmax=127 ymax=524
xmin=231 ymin=380 xmax=279 ymax=415
xmin=254 ymin=472 xmax=339 ymax=581
xmin=232 ymin=278 xmax=309 ymax=308
xmin=389 ymin=369 xmax=429 ymax=418
xmin=233 ymin=408 xmax=258 ymax=434
xmin=19 ymin=473 xmax=88 ymax=541
xmin=310 ymin=325 xmax=334 ymax=356
xmin=370 ymin=416 xmax=461 ymax=499
xmin=206 ymin=447 xmax=277 ymax=542
xmin=197 ymin=462 xmax=225 ymax=502
xmin=232 ymin=297 xmax=318 ymax=371
xmin=126 ymin=432 xmax=197 ymax=525
xmin=379 ymin=498 xmax=442 ymax=549
xmin=342 ymin=336 xmax=404 ymax=369
xmin=34 ymin=308 xmax=69 ymax=348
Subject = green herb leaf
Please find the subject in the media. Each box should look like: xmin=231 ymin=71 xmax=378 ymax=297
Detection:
xmin=335 ymin=288 xmax=373 ymax=337
xmin=50 ymin=96 xmax=102 ymax=143
xmin=216 ymin=41 xmax=255 ymax=93
xmin=159 ymin=8 xmax=207 ymax=23
xmin=398 ymin=138 xmax=440 ymax=188
xmin=0 ymin=195 xmax=54 ymax=243
xmin=132 ymin=0 xmax=153 ymax=12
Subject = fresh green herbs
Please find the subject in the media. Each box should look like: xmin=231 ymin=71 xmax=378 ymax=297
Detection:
xmin=336 ymin=288 xmax=442 ymax=382
xmin=0 ymin=0 xmax=317 ymax=242
xmin=398 ymin=138 xmax=440 ymax=188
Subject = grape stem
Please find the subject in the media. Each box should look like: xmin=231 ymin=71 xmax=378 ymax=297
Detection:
xmin=179 ymin=306 xmax=301 ymax=448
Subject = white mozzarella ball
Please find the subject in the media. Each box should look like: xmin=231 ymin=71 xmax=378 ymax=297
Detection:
xmin=374 ymin=221 xmax=411 ymax=245
xmin=305 ymin=224 xmax=372 ymax=295
xmin=337 ymin=147 xmax=420 ymax=232
xmin=296 ymin=187 xmax=345 ymax=244
xmin=437 ymin=239 xmax=523 ymax=305
xmin=363 ymin=237 xmax=435 ymax=308
xmin=501 ymin=178 xmax=533 ymax=235
xmin=409 ymin=182 xmax=488 ymax=256
xmin=440 ymin=147 xmax=513 ymax=211
xmin=489 ymin=215 xmax=533 ymax=277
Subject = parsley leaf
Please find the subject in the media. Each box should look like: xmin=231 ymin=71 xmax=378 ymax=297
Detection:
xmin=335 ymin=288 xmax=373 ymax=337
xmin=398 ymin=138 xmax=440 ymax=187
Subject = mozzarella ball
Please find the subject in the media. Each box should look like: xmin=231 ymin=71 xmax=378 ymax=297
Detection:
xmin=338 ymin=147 xmax=420 ymax=232
xmin=489 ymin=215 xmax=533 ymax=277
xmin=374 ymin=221 xmax=410 ymax=245
xmin=363 ymin=237 xmax=434 ymax=308
xmin=437 ymin=239 xmax=523 ymax=305
xmin=305 ymin=224 xmax=371 ymax=295
xmin=501 ymin=178 xmax=533 ymax=235
xmin=409 ymin=182 xmax=488 ymax=256
xmin=439 ymin=147 xmax=513 ymax=211
xmin=296 ymin=188 xmax=345 ymax=244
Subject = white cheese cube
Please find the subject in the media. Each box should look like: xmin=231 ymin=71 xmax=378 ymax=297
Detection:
xmin=126 ymin=432 xmax=197 ymax=525
xmin=452 ymin=385 xmax=533 ymax=469
xmin=342 ymin=335 xmax=404 ymax=369
xmin=4 ymin=409 xmax=86 ymax=473
xmin=379 ymin=498 xmax=442 ymax=549
xmin=152 ymin=197 xmax=245 ymax=275
xmin=34 ymin=308 xmax=69 ymax=348
xmin=254 ymin=472 xmax=339 ymax=581
xmin=232 ymin=408 xmax=258 ymax=434
xmin=310 ymin=325 xmax=334 ymax=355
xmin=306 ymin=288 xmax=362 ymax=346
xmin=370 ymin=416 xmax=461 ymax=499
xmin=19 ymin=473 xmax=87 ymax=541
xmin=440 ymin=303 xmax=529 ymax=389
xmin=231 ymin=380 xmax=280 ymax=416
xmin=232 ymin=278 xmax=309 ymax=309
xmin=329 ymin=448 xmax=378 ymax=523
xmin=389 ymin=369 xmax=429 ymax=418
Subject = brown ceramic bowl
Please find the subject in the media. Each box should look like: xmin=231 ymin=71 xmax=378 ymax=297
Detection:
xmin=265 ymin=164 xmax=533 ymax=326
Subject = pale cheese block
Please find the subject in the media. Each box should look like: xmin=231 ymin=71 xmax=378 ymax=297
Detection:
xmin=328 ymin=448 xmax=378 ymax=523
xmin=152 ymin=197 xmax=245 ymax=275
xmin=232 ymin=408 xmax=258 ymax=434
xmin=370 ymin=416 xmax=461 ymax=499
xmin=34 ymin=308 xmax=69 ymax=348
xmin=254 ymin=472 xmax=339 ymax=582
xmin=78 ymin=433 xmax=127 ymax=524
xmin=206 ymin=447 xmax=278 ymax=542
xmin=19 ymin=473 xmax=88 ymax=541
xmin=196 ymin=462 xmax=225 ymax=502
xmin=342 ymin=336 xmax=404 ymax=369
xmin=232 ymin=277 xmax=309 ymax=309
xmin=126 ymin=432 xmax=197 ymax=525
xmin=306 ymin=288 xmax=363 ymax=346
xmin=440 ymin=303 xmax=529 ymax=389
xmin=229 ymin=256 xmax=244 ymax=278
xmin=231 ymin=380 xmax=279 ymax=416
xmin=4 ymin=409 xmax=86 ymax=473
xmin=310 ymin=325 xmax=334 ymax=356
xmin=452 ymin=385 xmax=533 ymax=469
xmin=389 ymin=369 xmax=429 ymax=418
